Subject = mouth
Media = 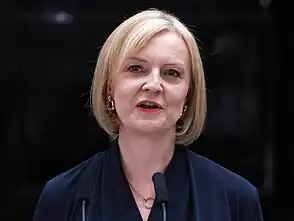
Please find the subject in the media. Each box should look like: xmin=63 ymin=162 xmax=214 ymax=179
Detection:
xmin=136 ymin=100 xmax=163 ymax=110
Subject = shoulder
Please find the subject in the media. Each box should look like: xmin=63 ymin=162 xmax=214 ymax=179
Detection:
xmin=186 ymin=150 xmax=263 ymax=216
xmin=187 ymin=150 xmax=264 ymax=220
xmin=46 ymin=151 xmax=104 ymax=189
xmin=187 ymin=149 xmax=258 ymax=195
xmin=32 ymin=152 xmax=105 ymax=221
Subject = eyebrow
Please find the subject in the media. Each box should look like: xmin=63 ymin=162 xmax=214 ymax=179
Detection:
xmin=127 ymin=56 xmax=185 ymax=67
xmin=127 ymin=56 xmax=148 ymax=63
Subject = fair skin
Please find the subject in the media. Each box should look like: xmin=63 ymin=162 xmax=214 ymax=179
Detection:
xmin=111 ymin=30 xmax=191 ymax=221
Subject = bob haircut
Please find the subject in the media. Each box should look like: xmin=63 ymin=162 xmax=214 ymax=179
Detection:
xmin=91 ymin=8 xmax=207 ymax=146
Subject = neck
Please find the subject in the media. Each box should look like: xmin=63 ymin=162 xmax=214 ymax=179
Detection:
xmin=118 ymin=127 xmax=175 ymax=189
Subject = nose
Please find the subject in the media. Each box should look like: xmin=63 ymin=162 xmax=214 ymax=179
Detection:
xmin=141 ymin=69 xmax=163 ymax=93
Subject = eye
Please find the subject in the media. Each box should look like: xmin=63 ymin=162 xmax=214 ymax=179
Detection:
xmin=128 ymin=65 xmax=144 ymax=73
xmin=164 ymin=69 xmax=181 ymax=78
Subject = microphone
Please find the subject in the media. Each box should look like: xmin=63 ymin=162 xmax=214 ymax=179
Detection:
xmin=76 ymin=166 xmax=95 ymax=221
xmin=78 ymin=197 xmax=89 ymax=221
xmin=152 ymin=172 xmax=168 ymax=221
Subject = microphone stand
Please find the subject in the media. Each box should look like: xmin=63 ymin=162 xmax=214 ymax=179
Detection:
xmin=152 ymin=172 xmax=168 ymax=221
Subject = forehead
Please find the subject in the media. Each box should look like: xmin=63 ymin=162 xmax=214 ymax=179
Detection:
xmin=127 ymin=31 xmax=190 ymax=66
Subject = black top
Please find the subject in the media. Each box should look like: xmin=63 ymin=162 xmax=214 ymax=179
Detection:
xmin=92 ymin=142 xmax=193 ymax=221
xmin=32 ymin=139 xmax=264 ymax=221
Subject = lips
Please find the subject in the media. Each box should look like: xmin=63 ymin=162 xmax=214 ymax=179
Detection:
xmin=136 ymin=100 xmax=163 ymax=109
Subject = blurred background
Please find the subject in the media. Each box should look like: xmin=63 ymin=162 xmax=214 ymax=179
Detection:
xmin=1 ymin=0 xmax=290 ymax=220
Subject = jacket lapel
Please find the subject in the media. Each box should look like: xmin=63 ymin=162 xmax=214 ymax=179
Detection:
xmin=186 ymin=149 xmax=231 ymax=221
xmin=99 ymin=141 xmax=142 ymax=221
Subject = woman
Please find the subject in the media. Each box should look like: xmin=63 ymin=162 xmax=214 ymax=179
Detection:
xmin=33 ymin=9 xmax=264 ymax=221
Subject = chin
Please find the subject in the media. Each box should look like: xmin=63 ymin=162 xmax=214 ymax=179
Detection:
xmin=131 ymin=120 xmax=171 ymax=134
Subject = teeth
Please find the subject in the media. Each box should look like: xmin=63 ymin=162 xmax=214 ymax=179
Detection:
xmin=144 ymin=102 xmax=156 ymax=106
xmin=140 ymin=102 xmax=158 ymax=107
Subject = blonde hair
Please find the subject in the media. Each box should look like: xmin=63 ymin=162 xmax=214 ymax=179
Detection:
xmin=91 ymin=8 xmax=207 ymax=146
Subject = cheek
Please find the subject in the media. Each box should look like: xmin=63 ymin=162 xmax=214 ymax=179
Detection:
xmin=166 ymin=94 xmax=186 ymax=117
xmin=167 ymin=85 xmax=189 ymax=116
xmin=113 ymin=77 xmax=141 ymax=96
xmin=166 ymin=84 xmax=188 ymax=105
xmin=113 ymin=81 xmax=137 ymax=113
xmin=113 ymin=89 xmax=128 ymax=113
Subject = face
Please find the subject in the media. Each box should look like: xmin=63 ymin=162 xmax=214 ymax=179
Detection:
xmin=112 ymin=30 xmax=191 ymax=134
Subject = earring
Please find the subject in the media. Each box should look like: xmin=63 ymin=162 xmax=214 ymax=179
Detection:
xmin=107 ymin=96 xmax=115 ymax=111
xmin=176 ymin=104 xmax=188 ymax=134
xmin=183 ymin=105 xmax=187 ymax=113
xmin=181 ymin=104 xmax=187 ymax=118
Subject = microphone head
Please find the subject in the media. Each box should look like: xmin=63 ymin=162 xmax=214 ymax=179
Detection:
xmin=152 ymin=172 xmax=168 ymax=204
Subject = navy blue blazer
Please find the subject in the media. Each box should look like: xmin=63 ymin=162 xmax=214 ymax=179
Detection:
xmin=32 ymin=140 xmax=264 ymax=221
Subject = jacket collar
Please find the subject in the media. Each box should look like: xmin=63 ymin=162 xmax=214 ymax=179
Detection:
xmin=76 ymin=139 xmax=229 ymax=221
